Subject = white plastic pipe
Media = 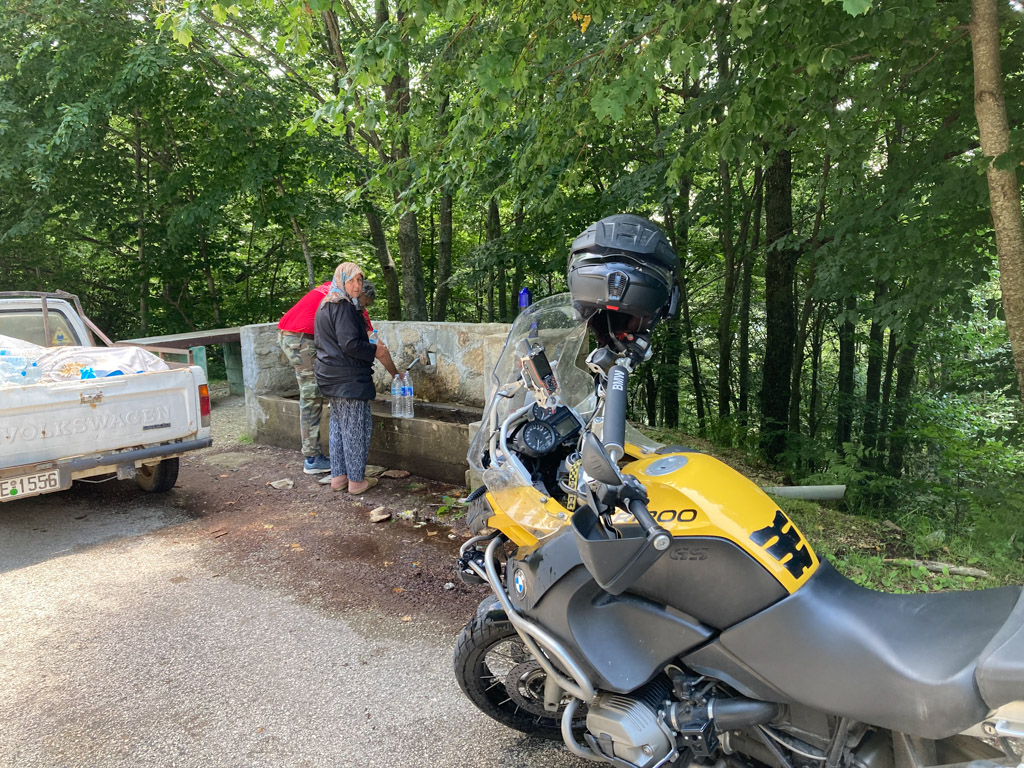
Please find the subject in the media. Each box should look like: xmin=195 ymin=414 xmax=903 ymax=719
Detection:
xmin=761 ymin=485 xmax=846 ymax=501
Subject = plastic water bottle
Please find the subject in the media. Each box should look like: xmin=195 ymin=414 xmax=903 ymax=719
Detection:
xmin=0 ymin=356 xmax=27 ymax=383
xmin=402 ymin=371 xmax=414 ymax=419
xmin=20 ymin=361 xmax=41 ymax=383
xmin=369 ymin=329 xmax=378 ymax=345
xmin=391 ymin=374 xmax=401 ymax=418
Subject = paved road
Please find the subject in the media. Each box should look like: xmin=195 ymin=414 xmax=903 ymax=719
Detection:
xmin=0 ymin=481 xmax=588 ymax=768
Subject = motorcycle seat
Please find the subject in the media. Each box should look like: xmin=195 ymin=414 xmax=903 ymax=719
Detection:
xmin=975 ymin=587 xmax=1024 ymax=710
xmin=716 ymin=561 xmax=1022 ymax=739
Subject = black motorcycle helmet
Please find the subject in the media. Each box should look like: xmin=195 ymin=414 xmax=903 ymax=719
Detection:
xmin=567 ymin=214 xmax=680 ymax=347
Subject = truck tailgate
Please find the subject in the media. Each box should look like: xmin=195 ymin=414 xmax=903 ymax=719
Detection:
xmin=1 ymin=368 xmax=202 ymax=468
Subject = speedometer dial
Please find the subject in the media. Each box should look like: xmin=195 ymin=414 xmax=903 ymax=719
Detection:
xmin=521 ymin=421 xmax=558 ymax=455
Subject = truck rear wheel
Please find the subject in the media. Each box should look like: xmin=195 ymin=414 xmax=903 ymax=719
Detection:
xmin=135 ymin=458 xmax=179 ymax=493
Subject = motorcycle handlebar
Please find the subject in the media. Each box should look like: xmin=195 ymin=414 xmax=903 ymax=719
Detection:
xmin=603 ymin=364 xmax=629 ymax=461
xmin=627 ymin=498 xmax=672 ymax=552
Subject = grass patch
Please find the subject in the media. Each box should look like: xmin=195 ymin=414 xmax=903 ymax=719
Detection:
xmin=783 ymin=498 xmax=1023 ymax=592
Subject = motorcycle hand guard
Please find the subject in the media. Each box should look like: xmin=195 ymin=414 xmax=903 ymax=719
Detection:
xmin=571 ymin=503 xmax=669 ymax=595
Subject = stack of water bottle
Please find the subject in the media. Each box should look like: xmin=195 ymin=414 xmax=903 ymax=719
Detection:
xmin=390 ymin=371 xmax=415 ymax=419
xmin=0 ymin=350 xmax=43 ymax=385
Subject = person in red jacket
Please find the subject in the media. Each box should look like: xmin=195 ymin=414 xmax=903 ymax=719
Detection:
xmin=278 ymin=281 xmax=332 ymax=474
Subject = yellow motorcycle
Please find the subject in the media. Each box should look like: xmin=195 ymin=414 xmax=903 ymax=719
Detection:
xmin=453 ymin=216 xmax=1024 ymax=768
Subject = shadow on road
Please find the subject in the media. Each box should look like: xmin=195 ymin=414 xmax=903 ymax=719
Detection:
xmin=0 ymin=480 xmax=195 ymax=575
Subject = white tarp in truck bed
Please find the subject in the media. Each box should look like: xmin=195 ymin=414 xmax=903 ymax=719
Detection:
xmin=0 ymin=334 xmax=169 ymax=384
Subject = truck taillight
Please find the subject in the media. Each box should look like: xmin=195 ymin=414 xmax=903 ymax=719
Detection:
xmin=199 ymin=384 xmax=211 ymax=428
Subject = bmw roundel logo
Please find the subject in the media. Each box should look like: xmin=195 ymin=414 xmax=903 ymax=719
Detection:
xmin=513 ymin=569 xmax=526 ymax=596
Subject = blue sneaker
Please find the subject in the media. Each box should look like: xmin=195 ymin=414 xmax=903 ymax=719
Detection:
xmin=303 ymin=454 xmax=331 ymax=474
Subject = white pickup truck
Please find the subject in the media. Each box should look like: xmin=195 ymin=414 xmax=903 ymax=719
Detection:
xmin=0 ymin=291 xmax=213 ymax=503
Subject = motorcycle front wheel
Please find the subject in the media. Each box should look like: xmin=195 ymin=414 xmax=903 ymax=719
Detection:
xmin=453 ymin=613 xmax=587 ymax=740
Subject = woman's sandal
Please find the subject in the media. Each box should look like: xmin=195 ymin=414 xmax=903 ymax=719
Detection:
xmin=320 ymin=475 xmax=348 ymax=491
xmin=348 ymin=476 xmax=379 ymax=495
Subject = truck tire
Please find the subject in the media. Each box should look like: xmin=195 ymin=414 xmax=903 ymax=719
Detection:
xmin=135 ymin=458 xmax=179 ymax=493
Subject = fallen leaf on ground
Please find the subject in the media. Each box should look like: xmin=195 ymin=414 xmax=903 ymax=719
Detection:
xmin=393 ymin=587 xmax=405 ymax=594
xmin=369 ymin=508 xmax=391 ymax=523
xmin=382 ymin=469 xmax=410 ymax=479
xmin=427 ymin=530 xmax=438 ymax=536
xmin=219 ymin=474 xmax=229 ymax=478
xmin=263 ymin=524 xmax=274 ymax=530
xmin=401 ymin=615 xmax=412 ymax=622
xmin=268 ymin=479 xmax=294 ymax=490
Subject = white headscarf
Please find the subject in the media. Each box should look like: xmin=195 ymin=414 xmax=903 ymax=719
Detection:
xmin=322 ymin=261 xmax=364 ymax=306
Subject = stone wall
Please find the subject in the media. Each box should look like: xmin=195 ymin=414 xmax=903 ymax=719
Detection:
xmin=369 ymin=321 xmax=510 ymax=406
xmin=240 ymin=319 xmax=511 ymax=485
xmin=240 ymin=323 xmax=298 ymax=437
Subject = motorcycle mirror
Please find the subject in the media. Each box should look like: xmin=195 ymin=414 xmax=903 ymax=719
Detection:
xmin=581 ymin=431 xmax=622 ymax=485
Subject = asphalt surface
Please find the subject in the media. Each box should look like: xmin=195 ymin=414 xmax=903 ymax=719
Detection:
xmin=0 ymin=457 xmax=589 ymax=766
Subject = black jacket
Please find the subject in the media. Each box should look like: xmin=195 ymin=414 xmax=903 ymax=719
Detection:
xmin=313 ymin=299 xmax=376 ymax=400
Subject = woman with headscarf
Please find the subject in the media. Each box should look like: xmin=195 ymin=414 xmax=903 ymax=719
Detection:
xmin=313 ymin=262 xmax=390 ymax=494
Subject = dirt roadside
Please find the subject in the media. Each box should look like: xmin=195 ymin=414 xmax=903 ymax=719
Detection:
xmin=170 ymin=384 xmax=489 ymax=625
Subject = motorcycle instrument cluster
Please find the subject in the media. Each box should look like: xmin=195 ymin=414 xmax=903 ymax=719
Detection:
xmin=513 ymin=404 xmax=582 ymax=457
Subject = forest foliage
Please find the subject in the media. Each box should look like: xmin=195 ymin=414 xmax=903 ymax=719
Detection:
xmin=1 ymin=0 xmax=1023 ymax=568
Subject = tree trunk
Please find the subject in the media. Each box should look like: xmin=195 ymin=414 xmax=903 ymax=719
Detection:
xmin=662 ymin=202 xmax=684 ymax=430
xmin=486 ymin=197 xmax=501 ymax=322
xmin=397 ymin=210 xmax=428 ymax=320
xmin=646 ymin=366 xmax=658 ymax=426
xmin=886 ymin=338 xmax=919 ymax=477
xmin=378 ymin=0 xmax=427 ymax=320
xmin=808 ymin=305 xmax=825 ymax=441
xmin=666 ymin=176 xmax=705 ymax=432
xmin=489 ymin=198 xmax=507 ymax=320
xmin=433 ymin=193 xmax=453 ymax=320
xmin=971 ymin=0 xmax=1024 ymax=406
xmin=289 ymin=215 xmax=315 ymax=290
xmin=862 ymin=281 xmax=888 ymax=460
xmin=133 ymin=110 xmax=148 ymax=335
xmin=200 ymin=237 xmax=221 ymax=325
xmin=876 ymin=330 xmax=899 ymax=469
xmin=738 ymin=167 xmax=763 ymax=426
xmin=365 ymin=205 xmax=402 ymax=320
xmin=835 ymin=295 xmax=857 ymax=453
xmin=717 ymin=158 xmax=736 ymax=419
xmin=760 ymin=148 xmax=799 ymax=463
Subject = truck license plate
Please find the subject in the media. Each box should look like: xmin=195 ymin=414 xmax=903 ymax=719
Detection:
xmin=0 ymin=469 xmax=66 ymax=502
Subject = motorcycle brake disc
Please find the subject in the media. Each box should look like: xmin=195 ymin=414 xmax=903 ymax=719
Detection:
xmin=505 ymin=660 xmax=553 ymax=717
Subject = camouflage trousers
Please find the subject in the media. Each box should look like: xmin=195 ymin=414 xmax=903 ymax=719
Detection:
xmin=278 ymin=331 xmax=325 ymax=458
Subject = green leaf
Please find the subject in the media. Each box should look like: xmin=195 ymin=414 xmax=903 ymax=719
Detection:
xmin=173 ymin=26 xmax=193 ymax=47
xmin=842 ymin=0 xmax=872 ymax=16
xmin=212 ymin=3 xmax=228 ymax=23
xmin=591 ymin=87 xmax=627 ymax=122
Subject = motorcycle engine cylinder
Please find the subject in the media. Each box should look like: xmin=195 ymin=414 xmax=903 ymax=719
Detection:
xmin=586 ymin=681 xmax=674 ymax=768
